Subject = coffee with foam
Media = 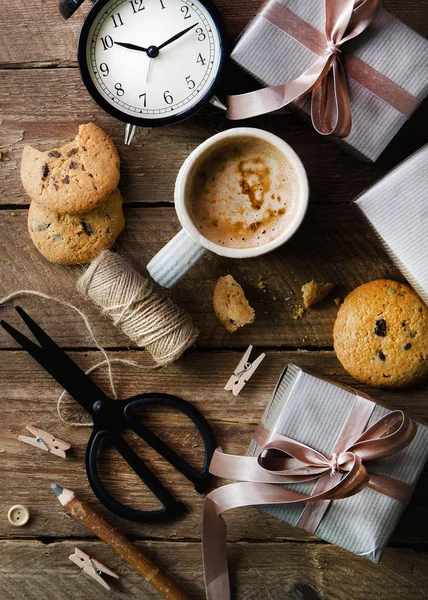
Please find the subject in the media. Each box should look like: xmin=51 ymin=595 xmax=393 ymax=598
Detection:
xmin=186 ymin=137 xmax=300 ymax=249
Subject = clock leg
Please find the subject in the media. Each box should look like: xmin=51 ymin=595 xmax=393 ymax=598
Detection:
xmin=124 ymin=124 xmax=137 ymax=146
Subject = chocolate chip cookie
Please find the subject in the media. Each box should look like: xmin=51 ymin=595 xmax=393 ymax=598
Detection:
xmin=333 ymin=279 xmax=428 ymax=388
xmin=28 ymin=189 xmax=125 ymax=265
xmin=213 ymin=275 xmax=255 ymax=333
xmin=21 ymin=123 xmax=120 ymax=215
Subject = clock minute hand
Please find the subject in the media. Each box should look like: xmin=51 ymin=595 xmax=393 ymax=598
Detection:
xmin=157 ymin=22 xmax=199 ymax=51
xmin=114 ymin=41 xmax=148 ymax=53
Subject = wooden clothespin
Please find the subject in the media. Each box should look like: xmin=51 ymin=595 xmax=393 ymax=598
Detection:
xmin=69 ymin=547 xmax=119 ymax=590
xmin=225 ymin=345 xmax=266 ymax=396
xmin=18 ymin=425 xmax=71 ymax=458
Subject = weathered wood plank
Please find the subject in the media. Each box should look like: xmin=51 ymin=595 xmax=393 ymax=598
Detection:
xmin=0 ymin=539 xmax=427 ymax=600
xmin=0 ymin=205 xmax=404 ymax=349
xmin=1 ymin=0 xmax=428 ymax=66
xmin=0 ymin=68 xmax=388 ymax=207
xmin=0 ymin=350 xmax=426 ymax=542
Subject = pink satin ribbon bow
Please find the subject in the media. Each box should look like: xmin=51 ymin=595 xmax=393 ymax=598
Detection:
xmin=203 ymin=410 xmax=417 ymax=600
xmin=227 ymin=0 xmax=382 ymax=136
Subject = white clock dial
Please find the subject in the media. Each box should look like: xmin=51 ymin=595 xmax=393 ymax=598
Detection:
xmin=84 ymin=0 xmax=223 ymax=120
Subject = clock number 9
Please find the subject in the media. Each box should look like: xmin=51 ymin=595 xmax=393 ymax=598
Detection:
xmin=181 ymin=5 xmax=191 ymax=19
xmin=195 ymin=27 xmax=206 ymax=41
xmin=100 ymin=35 xmax=114 ymax=51
xmin=163 ymin=90 xmax=173 ymax=105
xmin=115 ymin=83 xmax=125 ymax=97
xmin=99 ymin=63 xmax=109 ymax=77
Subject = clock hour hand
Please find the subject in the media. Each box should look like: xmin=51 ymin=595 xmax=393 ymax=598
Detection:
xmin=114 ymin=41 xmax=148 ymax=53
xmin=157 ymin=22 xmax=199 ymax=51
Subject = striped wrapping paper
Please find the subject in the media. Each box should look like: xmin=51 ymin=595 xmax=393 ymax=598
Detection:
xmin=247 ymin=364 xmax=428 ymax=561
xmin=357 ymin=144 xmax=428 ymax=305
xmin=231 ymin=0 xmax=428 ymax=161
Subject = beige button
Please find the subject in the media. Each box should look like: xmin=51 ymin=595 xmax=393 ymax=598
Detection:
xmin=8 ymin=504 xmax=30 ymax=526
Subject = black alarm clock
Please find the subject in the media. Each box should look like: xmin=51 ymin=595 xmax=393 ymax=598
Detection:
xmin=60 ymin=0 xmax=227 ymax=144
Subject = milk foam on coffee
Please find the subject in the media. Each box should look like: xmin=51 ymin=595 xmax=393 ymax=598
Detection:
xmin=186 ymin=137 xmax=300 ymax=249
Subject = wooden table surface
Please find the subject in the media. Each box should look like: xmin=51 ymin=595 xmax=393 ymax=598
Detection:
xmin=1 ymin=1 xmax=428 ymax=599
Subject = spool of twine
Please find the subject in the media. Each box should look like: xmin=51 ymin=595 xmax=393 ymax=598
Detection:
xmin=77 ymin=251 xmax=199 ymax=366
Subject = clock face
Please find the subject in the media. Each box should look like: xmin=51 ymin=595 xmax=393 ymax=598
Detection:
xmin=78 ymin=0 xmax=225 ymax=126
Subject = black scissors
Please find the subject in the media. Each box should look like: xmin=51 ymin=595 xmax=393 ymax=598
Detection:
xmin=1 ymin=307 xmax=216 ymax=523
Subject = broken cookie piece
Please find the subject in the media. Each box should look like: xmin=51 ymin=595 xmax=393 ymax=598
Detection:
xmin=302 ymin=280 xmax=335 ymax=308
xmin=213 ymin=275 xmax=255 ymax=333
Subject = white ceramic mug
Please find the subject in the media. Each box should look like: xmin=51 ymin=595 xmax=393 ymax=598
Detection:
xmin=147 ymin=127 xmax=309 ymax=288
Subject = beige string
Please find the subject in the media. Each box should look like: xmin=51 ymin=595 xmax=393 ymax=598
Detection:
xmin=57 ymin=358 xmax=145 ymax=427
xmin=77 ymin=251 xmax=199 ymax=366
xmin=0 ymin=289 xmax=118 ymax=399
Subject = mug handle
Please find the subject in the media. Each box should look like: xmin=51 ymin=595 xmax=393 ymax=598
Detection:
xmin=147 ymin=229 xmax=206 ymax=289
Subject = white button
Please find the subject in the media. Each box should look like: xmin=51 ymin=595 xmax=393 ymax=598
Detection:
xmin=8 ymin=505 xmax=30 ymax=526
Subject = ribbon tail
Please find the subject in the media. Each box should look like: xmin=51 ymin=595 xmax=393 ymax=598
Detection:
xmin=227 ymin=56 xmax=330 ymax=120
xmin=311 ymin=57 xmax=352 ymax=137
xmin=203 ymin=498 xmax=230 ymax=600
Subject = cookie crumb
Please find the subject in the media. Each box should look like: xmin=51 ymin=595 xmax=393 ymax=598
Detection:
xmin=334 ymin=297 xmax=342 ymax=306
xmin=213 ymin=275 xmax=255 ymax=333
xmin=10 ymin=212 xmax=16 ymax=217
xmin=293 ymin=306 xmax=306 ymax=319
xmin=0 ymin=150 xmax=4 ymax=161
xmin=302 ymin=280 xmax=334 ymax=308
xmin=257 ymin=278 xmax=267 ymax=292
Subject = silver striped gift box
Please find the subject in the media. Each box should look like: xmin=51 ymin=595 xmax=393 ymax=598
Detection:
xmin=357 ymin=144 xmax=428 ymax=306
xmin=247 ymin=364 xmax=428 ymax=561
xmin=231 ymin=0 xmax=428 ymax=161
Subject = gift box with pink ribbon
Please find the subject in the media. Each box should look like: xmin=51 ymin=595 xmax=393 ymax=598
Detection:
xmin=202 ymin=364 xmax=428 ymax=599
xmin=356 ymin=143 xmax=428 ymax=305
xmin=228 ymin=0 xmax=428 ymax=161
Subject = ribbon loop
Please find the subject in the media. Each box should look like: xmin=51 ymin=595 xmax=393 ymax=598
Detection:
xmin=227 ymin=0 xmax=382 ymax=137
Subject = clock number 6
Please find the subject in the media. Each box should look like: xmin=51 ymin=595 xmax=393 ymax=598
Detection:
xmin=115 ymin=83 xmax=125 ymax=97
xmin=163 ymin=91 xmax=173 ymax=105
xmin=195 ymin=27 xmax=206 ymax=41
xmin=185 ymin=76 xmax=195 ymax=89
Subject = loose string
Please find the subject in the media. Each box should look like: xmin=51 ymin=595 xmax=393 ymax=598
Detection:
xmin=0 ymin=290 xmax=151 ymax=428
xmin=57 ymin=358 xmax=145 ymax=427
xmin=0 ymin=289 xmax=117 ymax=399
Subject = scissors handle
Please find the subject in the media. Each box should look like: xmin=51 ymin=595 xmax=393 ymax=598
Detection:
xmin=87 ymin=394 xmax=216 ymax=522
xmin=125 ymin=394 xmax=216 ymax=493
xmin=86 ymin=429 xmax=186 ymax=523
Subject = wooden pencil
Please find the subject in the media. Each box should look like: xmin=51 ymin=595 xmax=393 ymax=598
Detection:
xmin=51 ymin=483 xmax=192 ymax=600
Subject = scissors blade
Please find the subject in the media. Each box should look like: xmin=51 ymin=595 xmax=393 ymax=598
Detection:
xmin=1 ymin=307 xmax=109 ymax=413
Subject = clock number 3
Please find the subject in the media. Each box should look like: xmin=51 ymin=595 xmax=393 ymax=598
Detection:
xmin=195 ymin=27 xmax=206 ymax=41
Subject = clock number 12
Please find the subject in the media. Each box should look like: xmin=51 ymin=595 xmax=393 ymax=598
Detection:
xmin=129 ymin=0 xmax=145 ymax=12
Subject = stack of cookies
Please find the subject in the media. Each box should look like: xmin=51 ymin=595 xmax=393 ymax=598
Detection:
xmin=21 ymin=123 xmax=125 ymax=265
